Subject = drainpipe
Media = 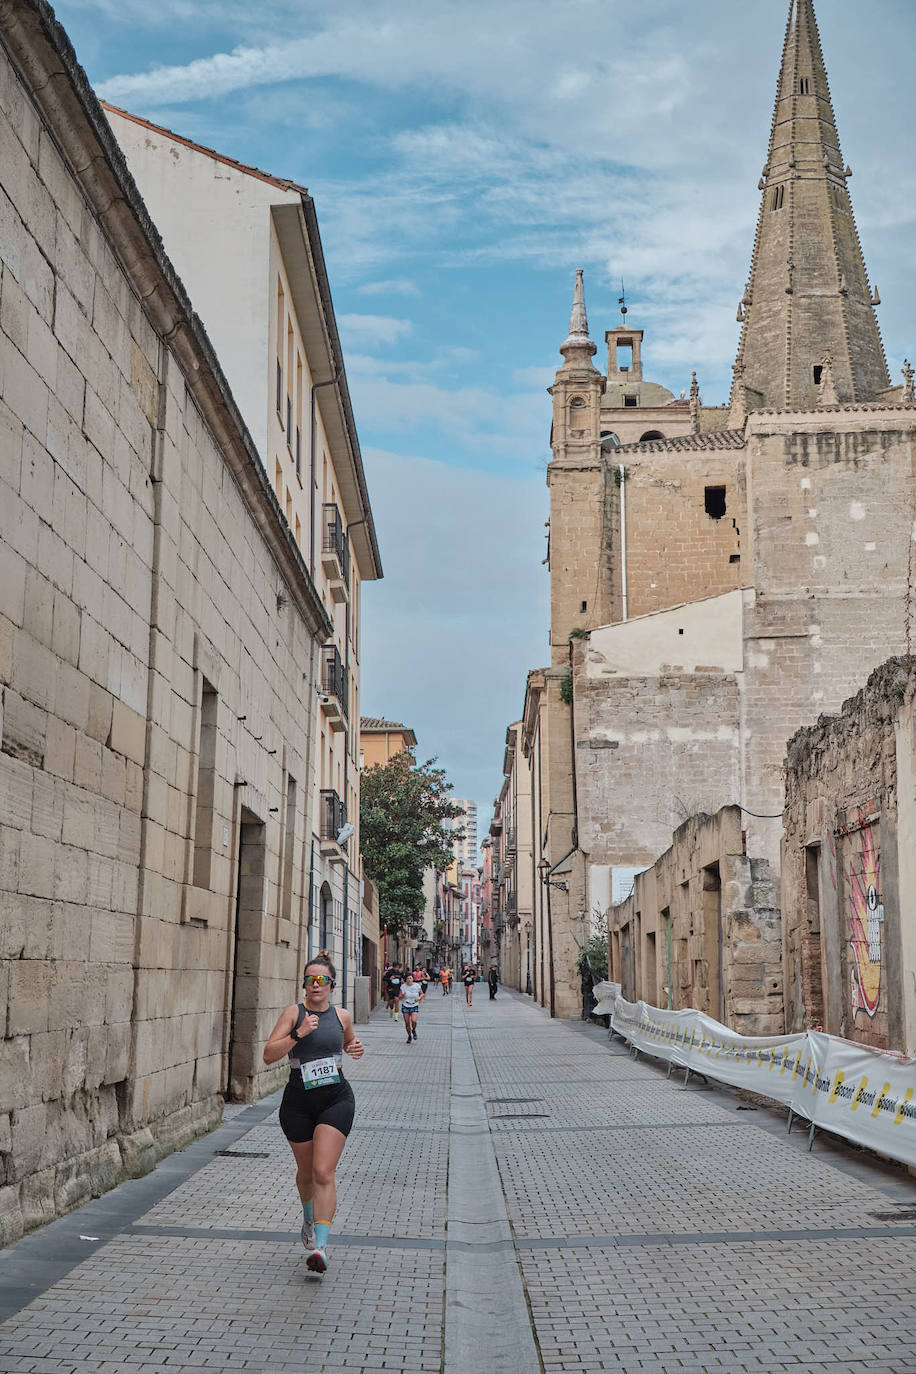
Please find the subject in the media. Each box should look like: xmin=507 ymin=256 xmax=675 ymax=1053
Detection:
xmin=342 ymin=863 xmax=349 ymax=1011
xmin=309 ymin=367 xmax=342 ymax=578
xmin=619 ymin=463 xmax=628 ymax=621
xmin=307 ymin=837 xmax=316 ymax=963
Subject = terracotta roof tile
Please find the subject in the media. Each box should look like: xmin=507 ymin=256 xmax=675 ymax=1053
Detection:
xmin=616 ymin=429 xmax=746 ymax=454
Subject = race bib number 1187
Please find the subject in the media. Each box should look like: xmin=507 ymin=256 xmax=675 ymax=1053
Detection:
xmin=300 ymin=1056 xmax=340 ymax=1091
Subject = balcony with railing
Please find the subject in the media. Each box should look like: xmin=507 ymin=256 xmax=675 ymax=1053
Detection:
xmin=319 ymin=788 xmax=348 ymax=862
xmin=321 ymin=503 xmax=350 ymax=603
xmin=320 ymin=644 xmax=348 ymax=732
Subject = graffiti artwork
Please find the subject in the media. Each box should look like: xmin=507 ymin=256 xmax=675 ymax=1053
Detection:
xmin=843 ymin=821 xmax=884 ymax=1021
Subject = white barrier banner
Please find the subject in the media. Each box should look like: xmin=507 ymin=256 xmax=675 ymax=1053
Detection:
xmin=612 ymin=997 xmax=916 ymax=1168
xmin=591 ymin=981 xmax=621 ymax=1016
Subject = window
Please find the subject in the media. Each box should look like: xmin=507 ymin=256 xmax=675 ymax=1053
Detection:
xmin=569 ymin=396 xmax=586 ymax=410
xmin=813 ymin=364 xmax=823 ymax=386
xmin=639 ymin=430 xmax=664 ymax=442
xmin=624 ymin=395 xmax=638 ymax=408
xmin=274 ymin=459 xmax=283 ymax=499
xmin=295 ymin=427 xmax=302 ymax=481
xmin=276 ymin=279 xmax=285 ymax=416
xmin=771 ymin=184 xmax=785 ymax=211
xmin=799 ymin=77 xmax=810 ymax=94
xmin=616 ymin=339 xmax=633 ymax=372
xmin=705 ymin=485 xmax=727 ymax=520
xmin=193 ymin=680 xmax=218 ymax=891
xmin=281 ymin=775 xmax=297 ymax=922
xmin=286 ymin=395 xmax=292 ymax=447
xmin=601 ymin=431 xmax=620 ymax=450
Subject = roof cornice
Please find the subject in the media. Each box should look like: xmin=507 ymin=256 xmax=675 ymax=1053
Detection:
xmin=297 ymin=195 xmax=383 ymax=582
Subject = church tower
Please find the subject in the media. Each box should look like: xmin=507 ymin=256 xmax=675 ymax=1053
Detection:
xmin=547 ymin=270 xmax=608 ymax=664
xmin=732 ymin=0 xmax=889 ymax=414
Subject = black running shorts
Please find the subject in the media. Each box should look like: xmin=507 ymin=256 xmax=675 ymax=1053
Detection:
xmin=279 ymin=1076 xmax=356 ymax=1143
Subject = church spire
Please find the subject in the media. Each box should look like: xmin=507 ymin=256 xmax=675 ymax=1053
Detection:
xmin=731 ymin=0 xmax=889 ymax=413
xmin=560 ymin=268 xmax=597 ymax=364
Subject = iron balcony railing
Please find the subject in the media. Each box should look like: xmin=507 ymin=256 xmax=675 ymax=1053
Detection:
xmin=322 ymin=503 xmax=350 ymax=587
xmin=322 ymin=644 xmax=349 ymax=717
xmin=319 ymin=789 xmax=347 ymax=844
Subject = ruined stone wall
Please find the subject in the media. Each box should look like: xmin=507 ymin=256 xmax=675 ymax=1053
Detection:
xmin=0 ymin=31 xmax=322 ymax=1241
xmin=608 ymin=807 xmax=783 ymax=1036
xmin=782 ymin=658 xmax=916 ymax=1052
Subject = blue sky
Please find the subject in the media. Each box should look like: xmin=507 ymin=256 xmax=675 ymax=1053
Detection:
xmin=55 ymin=0 xmax=916 ymax=847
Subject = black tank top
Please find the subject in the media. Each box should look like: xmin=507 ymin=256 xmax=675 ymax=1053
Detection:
xmin=288 ymin=1004 xmax=344 ymax=1072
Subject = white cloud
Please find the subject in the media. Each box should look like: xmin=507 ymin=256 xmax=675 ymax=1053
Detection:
xmin=355 ymin=278 xmax=421 ymax=297
xmin=91 ymin=0 xmax=916 ymax=405
xmin=344 ymin=357 xmax=551 ymax=465
xmin=512 ymin=364 xmax=556 ymax=391
xmin=337 ymin=313 xmax=414 ymax=346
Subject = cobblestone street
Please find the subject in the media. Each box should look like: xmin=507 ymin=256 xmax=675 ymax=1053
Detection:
xmin=3 ymin=990 xmax=916 ymax=1373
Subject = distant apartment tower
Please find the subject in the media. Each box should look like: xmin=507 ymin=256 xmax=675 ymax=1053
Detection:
xmin=450 ymin=800 xmax=478 ymax=867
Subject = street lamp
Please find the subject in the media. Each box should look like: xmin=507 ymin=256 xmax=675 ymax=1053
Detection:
xmin=538 ymin=857 xmax=564 ymax=1020
xmin=524 ymin=919 xmax=532 ymax=996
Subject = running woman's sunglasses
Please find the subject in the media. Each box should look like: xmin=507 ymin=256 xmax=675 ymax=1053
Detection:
xmin=305 ymin=974 xmax=332 ymax=987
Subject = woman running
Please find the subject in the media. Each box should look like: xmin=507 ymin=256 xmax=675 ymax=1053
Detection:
xmin=263 ymin=951 xmax=364 ymax=1275
xmin=399 ymin=972 xmax=424 ymax=1042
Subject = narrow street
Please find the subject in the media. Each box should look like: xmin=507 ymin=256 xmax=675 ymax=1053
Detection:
xmin=2 ymin=991 xmax=916 ymax=1374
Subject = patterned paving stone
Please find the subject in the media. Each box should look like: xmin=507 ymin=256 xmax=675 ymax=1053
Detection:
xmin=2 ymin=991 xmax=916 ymax=1373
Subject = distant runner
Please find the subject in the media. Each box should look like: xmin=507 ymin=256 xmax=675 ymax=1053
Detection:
xmin=399 ymin=972 xmax=424 ymax=1043
xmin=463 ymin=965 xmax=476 ymax=1007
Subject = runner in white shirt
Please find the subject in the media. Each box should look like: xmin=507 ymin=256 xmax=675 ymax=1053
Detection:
xmin=398 ymin=973 xmax=424 ymax=1043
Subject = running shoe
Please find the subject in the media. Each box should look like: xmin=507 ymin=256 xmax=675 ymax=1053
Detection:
xmin=300 ymin=1217 xmax=315 ymax=1250
xmin=306 ymin=1247 xmax=328 ymax=1274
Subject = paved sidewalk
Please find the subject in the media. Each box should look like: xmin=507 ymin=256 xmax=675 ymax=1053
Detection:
xmin=2 ymin=990 xmax=916 ymax=1372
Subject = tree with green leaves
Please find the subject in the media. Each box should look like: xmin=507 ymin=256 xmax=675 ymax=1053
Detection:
xmin=360 ymin=752 xmax=464 ymax=936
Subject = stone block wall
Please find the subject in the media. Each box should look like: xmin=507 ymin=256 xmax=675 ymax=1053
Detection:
xmin=0 ymin=12 xmax=327 ymax=1242
xmin=740 ymin=415 xmax=916 ymax=865
xmin=575 ymin=664 xmax=742 ymax=873
xmin=608 ymin=806 xmax=783 ymax=1035
xmin=614 ymin=448 xmax=744 ymax=621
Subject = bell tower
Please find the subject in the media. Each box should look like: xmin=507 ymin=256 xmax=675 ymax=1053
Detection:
xmin=547 ymin=270 xmax=609 ymax=665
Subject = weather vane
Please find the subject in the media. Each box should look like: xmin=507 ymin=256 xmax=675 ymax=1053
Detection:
xmin=618 ymin=280 xmax=628 ymax=320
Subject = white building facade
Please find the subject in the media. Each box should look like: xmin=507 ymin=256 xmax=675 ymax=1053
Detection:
xmin=106 ymin=106 xmax=382 ymax=1009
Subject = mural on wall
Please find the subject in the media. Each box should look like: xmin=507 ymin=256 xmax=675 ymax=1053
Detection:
xmin=842 ymin=820 xmax=884 ymax=1020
